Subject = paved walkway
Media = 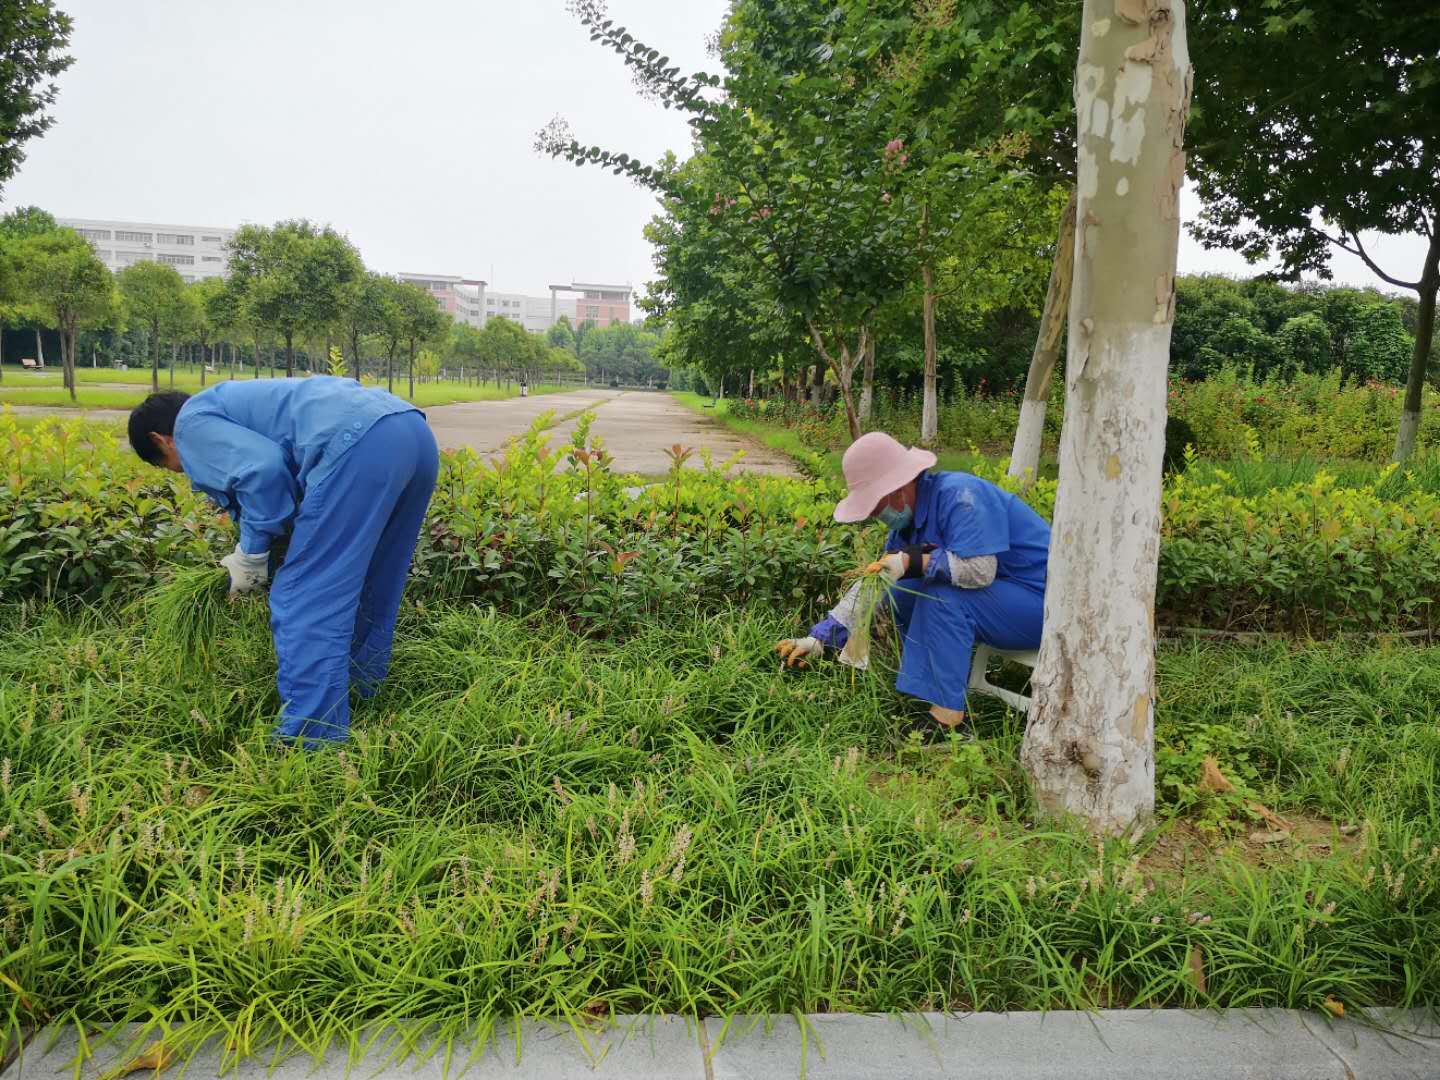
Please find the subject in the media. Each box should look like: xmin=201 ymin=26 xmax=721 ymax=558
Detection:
xmin=1 ymin=404 xmax=129 ymax=423
xmin=7 ymin=1010 xmax=1437 ymax=1079
xmin=426 ymin=390 xmax=797 ymax=476
xmin=424 ymin=389 xmax=619 ymax=455
xmin=4 ymin=391 xmax=797 ymax=477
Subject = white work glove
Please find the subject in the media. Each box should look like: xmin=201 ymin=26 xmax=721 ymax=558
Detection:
xmin=864 ymin=552 xmax=908 ymax=584
xmin=776 ymin=636 xmax=824 ymax=668
xmin=220 ymin=545 xmax=270 ymax=595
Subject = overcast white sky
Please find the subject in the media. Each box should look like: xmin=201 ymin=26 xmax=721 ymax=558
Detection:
xmin=7 ymin=0 xmax=1432 ymax=301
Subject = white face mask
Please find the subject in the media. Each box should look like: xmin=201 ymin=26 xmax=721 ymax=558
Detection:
xmin=876 ymin=504 xmax=913 ymax=532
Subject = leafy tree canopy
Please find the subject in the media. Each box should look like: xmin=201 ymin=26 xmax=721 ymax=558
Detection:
xmin=0 ymin=2 xmax=73 ymax=195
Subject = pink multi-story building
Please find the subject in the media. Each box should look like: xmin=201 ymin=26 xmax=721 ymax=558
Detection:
xmin=398 ymin=274 xmax=633 ymax=334
xmin=551 ymin=283 xmax=631 ymax=329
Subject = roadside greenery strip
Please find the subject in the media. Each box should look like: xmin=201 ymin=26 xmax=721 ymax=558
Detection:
xmin=7 ymin=411 xmax=1440 ymax=636
xmin=1 ymin=597 xmax=1438 ymax=1048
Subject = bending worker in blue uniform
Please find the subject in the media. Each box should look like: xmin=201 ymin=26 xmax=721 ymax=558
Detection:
xmin=777 ymin=431 xmax=1050 ymax=735
xmin=128 ymin=376 xmax=439 ymax=746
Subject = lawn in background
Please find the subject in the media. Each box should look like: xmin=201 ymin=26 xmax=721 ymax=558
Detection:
xmin=0 ymin=363 xmax=569 ymax=410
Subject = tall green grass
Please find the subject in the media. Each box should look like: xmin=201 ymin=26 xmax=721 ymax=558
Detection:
xmin=679 ymin=392 xmax=1440 ymax=501
xmin=1 ymin=599 xmax=1437 ymax=1060
xmin=1185 ymin=453 xmax=1440 ymax=498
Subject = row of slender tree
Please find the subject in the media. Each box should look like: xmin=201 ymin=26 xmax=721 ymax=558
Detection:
xmin=0 ymin=208 xmax=475 ymax=400
xmin=0 ymin=209 xmax=583 ymax=400
xmin=542 ymin=0 xmax=1437 ymax=467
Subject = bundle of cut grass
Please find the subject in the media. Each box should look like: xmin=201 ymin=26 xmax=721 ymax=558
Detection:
xmin=139 ymin=566 xmax=252 ymax=670
xmin=837 ymin=565 xmax=900 ymax=672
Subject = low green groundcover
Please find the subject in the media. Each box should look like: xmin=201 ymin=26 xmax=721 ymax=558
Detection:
xmin=1 ymin=596 xmax=1437 ymax=1051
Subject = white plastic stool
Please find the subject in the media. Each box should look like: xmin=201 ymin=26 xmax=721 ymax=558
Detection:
xmin=967 ymin=644 xmax=1038 ymax=714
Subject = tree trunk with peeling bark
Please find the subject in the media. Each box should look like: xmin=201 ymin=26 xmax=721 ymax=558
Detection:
xmin=920 ymin=260 xmax=939 ymax=446
xmin=807 ymin=320 xmax=867 ymax=441
xmin=859 ymin=330 xmax=876 ymax=424
xmin=1021 ymin=0 xmax=1192 ymax=834
xmin=1009 ymin=189 xmax=1078 ymax=485
xmin=919 ymin=200 xmax=940 ymax=446
xmin=1393 ymin=232 xmax=1440 ymax=462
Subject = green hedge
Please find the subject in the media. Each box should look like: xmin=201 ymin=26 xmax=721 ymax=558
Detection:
xmin=5 ymin=411 xmax=1439 ymax=636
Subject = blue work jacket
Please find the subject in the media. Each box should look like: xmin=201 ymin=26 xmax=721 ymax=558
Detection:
xmin=884 ymin=471 xmax=1050 ymax=593
xmin=174 ymin=377 xmax=419 ymax=554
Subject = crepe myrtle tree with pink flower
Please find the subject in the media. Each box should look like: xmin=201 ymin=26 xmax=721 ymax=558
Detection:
xmin=538 ymin=0 xmax=1079 ymax=446
xmin=538 ymin=0 xmax=927 ymax=440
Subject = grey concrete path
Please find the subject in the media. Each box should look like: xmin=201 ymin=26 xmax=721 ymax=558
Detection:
xmin=584 ymin=392 xmax=795 ymax=476
xmin=0 ymin=404 xmax=129 ymax=423
xmin=426 ymin=390 xmax=796 ymax=476
xmin=424 ymin=389 xmax=621 ymax=455
xmin=7 ymin=1010 xmax=1438 ymax=1080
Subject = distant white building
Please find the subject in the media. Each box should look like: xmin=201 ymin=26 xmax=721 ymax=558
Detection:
xmin=55 ymin=217 xmax=631 ymax=332
xmin=483 ymin=290 xmax=576 ymax=334
xmin=482 ymin=283 xmax=633 ymax=334
xmin=57 ymin=217 xmax=236 ymax=283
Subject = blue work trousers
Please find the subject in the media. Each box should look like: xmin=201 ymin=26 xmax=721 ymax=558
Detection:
xmin=270 ymin=412 xmax=439 ymax=745
xmin=887 ymin=577 xmax=1044 ymax=714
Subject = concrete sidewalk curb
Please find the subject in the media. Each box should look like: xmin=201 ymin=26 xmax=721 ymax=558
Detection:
xmin=5 ymin=1009 xmax=1438 ymax=1079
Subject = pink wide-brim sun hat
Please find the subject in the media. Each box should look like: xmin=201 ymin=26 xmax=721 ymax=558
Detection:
xmin=832 ymin=431 xmax=937 ymax=524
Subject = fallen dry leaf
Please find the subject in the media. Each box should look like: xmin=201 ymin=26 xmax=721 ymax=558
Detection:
xmin=1249 ymin=801 xmax=1295 ymax=833
xmin=1197 ymin=756 xmax=1234 ymax=795
xmin=1188 ymin=946 xmax=1207 ymax=994
xmin=103 ymin=1041 xmax=174 ymax=1080
xmin=1321 ymin=996 xmax=1345 ymax=1019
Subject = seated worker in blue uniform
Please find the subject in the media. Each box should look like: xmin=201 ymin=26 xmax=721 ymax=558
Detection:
xmin=777 ymin=431 xmax=1050 ymax=735
xmin=128 ymin=376 xmax=439 ymax=747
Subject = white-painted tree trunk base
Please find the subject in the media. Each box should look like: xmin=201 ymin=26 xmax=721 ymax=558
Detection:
xmin=1008 ymin=399 xmax=1047 ymax=482
xmin=1022 ymin=324 xmax=1169 ymax=832
xmin=1394 ymin=408 xmax=1421 ymax=463
xmin=920 ymin=386 xmax=938 ymax=446
xmin=1007 ymin=192 xmax=1076 ymax=486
